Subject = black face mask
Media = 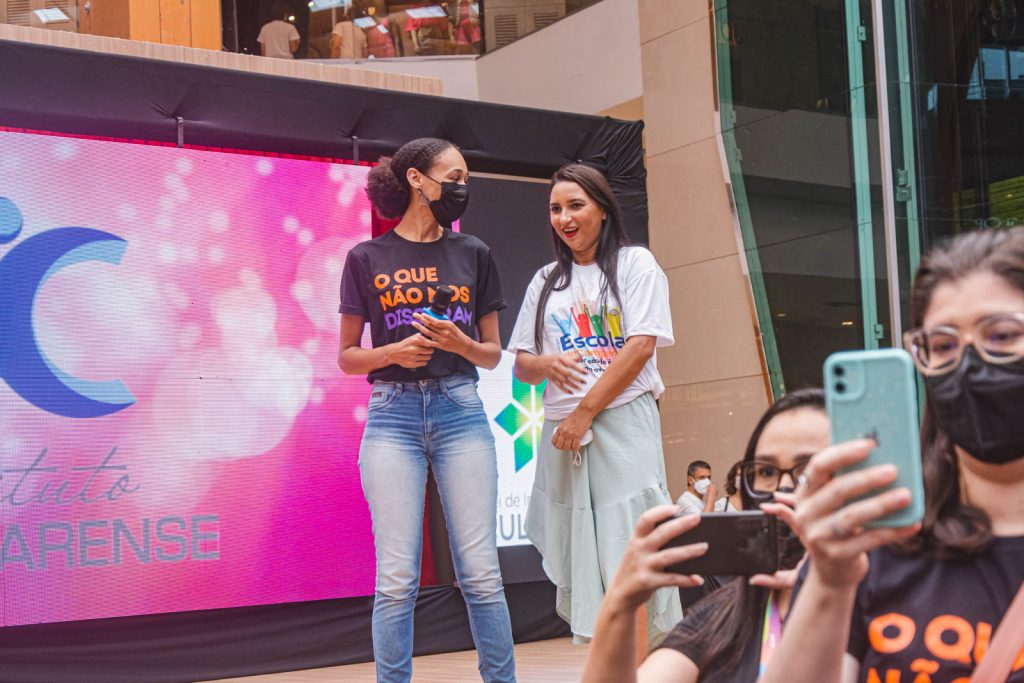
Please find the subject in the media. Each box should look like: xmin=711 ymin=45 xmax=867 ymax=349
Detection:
xmin=773 ymin=485 xmax=805 ymax=569
xmin=422 ymin=175 xmax=469 ymax=228
xmin=925 ymin=346 xmax=1024 ymax=464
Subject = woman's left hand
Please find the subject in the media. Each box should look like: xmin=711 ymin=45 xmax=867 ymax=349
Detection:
xmin=412 ymin=312 xmax=471 ymax=355
xmin=553 ymin=409 xmax=594 ymax=452
xmin=749 ymin=564 xmax=803 ymax=591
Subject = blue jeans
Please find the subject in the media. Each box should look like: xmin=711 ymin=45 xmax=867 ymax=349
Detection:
xmin=359 ymin=375 xmax=516 ymax=683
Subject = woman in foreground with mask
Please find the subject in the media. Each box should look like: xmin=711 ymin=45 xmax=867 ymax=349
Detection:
xmin=580 ymin=388 xmax=830 ymax=682
xmin=762 ymin=228 xmax=1024 ymax=683
xmin=338 ymin=138 xmax=515 ymax=682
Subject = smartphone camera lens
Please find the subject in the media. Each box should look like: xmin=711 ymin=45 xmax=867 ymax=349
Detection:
xmin=835 ymin=382 xmax=847 ymax=394
xmin=833 ymin=365 xmax=845 ymax=377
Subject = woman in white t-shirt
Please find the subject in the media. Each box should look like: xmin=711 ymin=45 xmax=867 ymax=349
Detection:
xmin=713 ymin=461 xmax=743 ymax=512
xmin=509 ymin=163 xmax=682 ymax=643
xmin=330 ymin=8 xmax=368 ymax=59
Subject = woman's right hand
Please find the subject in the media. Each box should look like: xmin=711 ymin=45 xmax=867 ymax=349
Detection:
xmin=763 ymin=439 xmax=920 ymax=590
xmin=542 ymin=351 xmax=588 ymax=392
xmin=604 ymin=505 xmax=707 ymax=614
xmin=387 ymin=334 xmax=435 ymax=369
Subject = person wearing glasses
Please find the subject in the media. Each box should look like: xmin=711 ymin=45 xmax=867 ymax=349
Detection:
xmin=580 ymin=388 xmax=829 ymax=683
xmin=762 ymin=228 xmax=1024 ymax=683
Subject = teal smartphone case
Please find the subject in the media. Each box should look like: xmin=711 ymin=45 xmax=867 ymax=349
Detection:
xmin=823 ymin=349 xmax=925 ymax=527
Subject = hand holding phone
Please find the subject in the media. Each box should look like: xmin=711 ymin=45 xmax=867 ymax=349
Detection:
xmin=602 ymin=505 xmax=708 ymax=613
xmin=658 ymin=511 xmax=781 ymax=576
xmin=824 ymin=349 xmax=925 ymax=527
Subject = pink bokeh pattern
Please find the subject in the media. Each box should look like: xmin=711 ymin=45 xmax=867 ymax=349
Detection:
xmin=0 ymin=130 xmax=377 ymax=625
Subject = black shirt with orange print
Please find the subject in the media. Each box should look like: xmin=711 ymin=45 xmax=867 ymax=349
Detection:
xmin=339 ymin=228 xmax=506 ymax=384
xmin=820 ymin=535 xmax=1024 ymax=682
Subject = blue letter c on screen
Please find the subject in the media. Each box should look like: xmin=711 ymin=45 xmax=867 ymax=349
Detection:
xmin=0 ymin=227 xmax=136 ymax=418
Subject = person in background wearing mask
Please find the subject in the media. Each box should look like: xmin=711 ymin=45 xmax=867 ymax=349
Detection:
xmin=338 ymin=137 xmax=515 ymax=682
xmin=581 ymin=388 xmax=830 ymax=683
xmin=762 ymin=228 xmax=1024 ymax=683
xmin=714 ymin=461 xmax=744 ymax=513
xmin=676 ymin=460 xmax=716 ymax=516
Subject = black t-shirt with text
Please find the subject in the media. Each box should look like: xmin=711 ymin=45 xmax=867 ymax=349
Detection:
xmin=338 ymin=228 xmax=506 ymax=383
xmin=794 ymin=536 xmax=1024 ymax=682
xmin=657 ymin=581 xmax=763 ymax=683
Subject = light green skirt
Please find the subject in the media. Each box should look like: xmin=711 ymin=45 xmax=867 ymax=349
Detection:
xmin=525 ymin=392 xmax=683 ymax=643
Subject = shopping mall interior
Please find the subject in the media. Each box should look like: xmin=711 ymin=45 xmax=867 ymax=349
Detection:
xmin=0 ymin=0 xmax=1022 ymax=680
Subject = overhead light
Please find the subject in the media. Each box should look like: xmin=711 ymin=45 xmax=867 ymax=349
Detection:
xmin=776 ymin=313 xmax=787 ymax=318
xmin=288 ymin=15 xmax=296 ymax=21
xmin=841 ymin=321 xmax=854 ymax=326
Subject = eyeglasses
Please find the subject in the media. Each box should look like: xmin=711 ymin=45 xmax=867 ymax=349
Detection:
xmin=902 ymin=312 xmax=1024 ymax=376
xmin=740 ymin=460 xmax=809 ymax=499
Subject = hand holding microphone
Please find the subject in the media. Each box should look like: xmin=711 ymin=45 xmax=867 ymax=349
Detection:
xmin=411 ymin=285 xmax=472 ymax=355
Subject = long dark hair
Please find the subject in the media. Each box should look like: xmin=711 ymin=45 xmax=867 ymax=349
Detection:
xmin=671 ymin=388 xmax=826 ymax=676
xmin=903 ymin=227 xmax=1024 ymax=558
xmin=365 ymin=137 xmax=454 ymax=219
xmin=723 ymin=461 xmax=742 ymax=498
xmin=532 ymin=164 xmax=630 ymax=353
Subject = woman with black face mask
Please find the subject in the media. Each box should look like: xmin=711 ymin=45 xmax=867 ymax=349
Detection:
xmin=762 ymin=228 xmax=1024 ymax=683
xmin=338 ymin=138 xmax=515 ymax=683
xmin=579 ymin=388 xmax=830 ymax=683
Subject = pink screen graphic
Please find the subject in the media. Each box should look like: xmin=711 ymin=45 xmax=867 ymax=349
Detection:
xmin=0 ymin=130 xmax=378 ymax=625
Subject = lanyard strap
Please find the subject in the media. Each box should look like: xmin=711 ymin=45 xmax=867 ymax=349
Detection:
xmin=972 ymin=580 xmax=1024 ymax=683
xmin=759 ymin=592 xmax=784 ymax=676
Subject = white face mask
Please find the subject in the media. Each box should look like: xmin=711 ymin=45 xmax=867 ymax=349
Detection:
xmin=734 ymin=476 xmax=742 ymax=491
xmin=693 ymin=478 xmax=711 ymax=496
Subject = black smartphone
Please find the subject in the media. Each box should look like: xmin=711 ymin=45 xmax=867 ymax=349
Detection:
xmin=658 ymin=511 xmax=780 ymax=576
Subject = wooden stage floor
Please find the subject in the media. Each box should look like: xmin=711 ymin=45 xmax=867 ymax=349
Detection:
xmin=206 ymin=637 xmax=588 ymax=682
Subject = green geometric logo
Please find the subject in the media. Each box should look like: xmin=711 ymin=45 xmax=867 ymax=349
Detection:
xmin=494 ymin=377 xmax=546 ymax=472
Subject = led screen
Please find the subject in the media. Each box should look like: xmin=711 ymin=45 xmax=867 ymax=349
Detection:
xmin=0 ymin=130 xmax=538 ymax=626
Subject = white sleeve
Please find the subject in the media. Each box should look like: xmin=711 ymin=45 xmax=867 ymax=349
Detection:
xmin=675 ymin=493 xmax=703 ymax=517
xmin=621 ymin=248 xmax=673 ymax=347
xmin=507 ymin=268 xmax=548 ymax=355
xmin=289 ymin=24 xmax=300 ymax=40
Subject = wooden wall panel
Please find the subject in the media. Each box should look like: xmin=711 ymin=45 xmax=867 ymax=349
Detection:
xmin=158 ymin=0 xmax=190 ymax=47
xmin=188 ymin=0 xmax=219 ymax=51
xmin=76 ymin=0 xmax=130 ymax=39
xmin=127 ymin=0 xmax=160 ymax=43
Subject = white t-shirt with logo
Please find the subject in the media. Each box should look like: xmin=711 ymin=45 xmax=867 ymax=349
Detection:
xmin=508 ymin=246 xmax=673 ymax=420
xmin=257 ymin=20 xmax=300 ymax=59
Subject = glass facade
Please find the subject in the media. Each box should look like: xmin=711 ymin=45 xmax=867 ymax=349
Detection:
xmin=714 ymin=0 xmax=1024 ymax=397
xmin=907 ymin=1 xmax=1024 ymax=243
xmin=223 ymin=0 xmax=606 ymax=58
